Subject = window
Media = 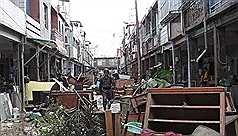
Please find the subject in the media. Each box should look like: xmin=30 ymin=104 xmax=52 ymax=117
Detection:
xmin=59 ymin=21 xmax=61 ymax=32
xmin=26 ymin=0 xmax=30 ymax=15
xmin=62 ymin=24 xmax=64 ymax=34
xmin=43 ymin=3 xmax=48 ymax=29
xmin=97 ymin=60 xmax=103 ymax=66
xmin=210 ymin=0 xmax=220 ymax=7
xmin=65 ymin=36 xmax=68 ymax=43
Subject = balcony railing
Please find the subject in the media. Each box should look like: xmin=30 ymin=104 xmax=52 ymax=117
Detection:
xmin=210 ymin=0 xmax=236 ymax=13
xmin=159 ymin=0 xmax=182 ymax=24
xmin=51 ymin=28 xmax=63 ymax=41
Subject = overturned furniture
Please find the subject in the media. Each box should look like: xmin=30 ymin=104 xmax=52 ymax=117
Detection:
xmin=143 ymin=87 xmax=227 ymax=135
xmin=114 ymin=79 xmax=135 ymax=96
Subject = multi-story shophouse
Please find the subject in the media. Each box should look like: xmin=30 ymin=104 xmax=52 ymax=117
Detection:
xmin=158 ymin=0 xmax=238 ymax=110
xmin=24 ymin=0 xmax=69 ymax=82
xmin=125 ymin=0 xmax=238 ymax=90
xmin=0 ymin=0 xmax=26 ymax=110
xmin=83 ymin=40 xmax=94 ymax=77
xmin=68 ymin=20 xmax=86 ymax=76
xmin=185 ymin=0 xmax=238 ymax=111
xmin=94 ymin=57 xmax=120 ymax=74
xmin=124 ymin=1 xmax=159 ymax=80
xmin=14 ymin=0 xmax=89 ymax=82
xmin=0 ymin=0 xmax=90 ymax=110
xmin=158 ymin=0 xmax=184 ymax=85
xmin=158 ymin=0 xmax=238 ymax=88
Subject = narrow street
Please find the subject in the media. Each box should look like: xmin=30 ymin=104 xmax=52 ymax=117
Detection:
xmin=1 ymin=0 xmax=238 ymax=135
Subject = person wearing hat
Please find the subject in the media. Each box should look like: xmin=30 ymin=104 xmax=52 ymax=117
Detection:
xmin=99 ymin=68 xmax=116 ymax=110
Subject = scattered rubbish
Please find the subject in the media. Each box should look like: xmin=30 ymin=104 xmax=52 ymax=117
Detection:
xmin=124 ymin=121 xmax=142 ymax=134
xmin=12 ymin=107 xmax=19 ymax=119
xmin=29 ymin=108 xmax=42 ymax=120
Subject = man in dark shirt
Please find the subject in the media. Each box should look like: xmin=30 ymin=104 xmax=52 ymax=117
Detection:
xmin=99 ymin=68 xmax=115 ymax=110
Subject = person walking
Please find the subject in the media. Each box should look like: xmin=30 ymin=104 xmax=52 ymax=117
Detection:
xmin=99 ymin=68 xmax=116 ymax=110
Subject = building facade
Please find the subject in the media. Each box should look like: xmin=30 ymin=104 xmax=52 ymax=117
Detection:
xmin=123 ymin=0 xmax=238 ymax=88
xmin=0 ymin=0 xmax=93 ymax=109
xmin=0 ymin=0 xmax=26 ymax=104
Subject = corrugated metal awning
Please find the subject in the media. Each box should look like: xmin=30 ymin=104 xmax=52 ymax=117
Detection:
xmin=27 ymin=37 xmax=67 ymax=56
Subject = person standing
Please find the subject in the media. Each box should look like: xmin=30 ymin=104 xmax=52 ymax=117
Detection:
xmin=200 ymin=67 xmax=209 ymax=87
xmin=99 ymin=68 xmax=116 ymax=110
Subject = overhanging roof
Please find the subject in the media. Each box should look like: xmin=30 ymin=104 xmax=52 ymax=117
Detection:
xmin=160 ymin=11 xmax=180 ymax=24
xmin=27 ymin=37 xmax=68 ymax=56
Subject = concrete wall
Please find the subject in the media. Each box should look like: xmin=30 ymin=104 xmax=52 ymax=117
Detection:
xmin=29 ymin=0 xmax=40 ymax=23
xmin=39 ymin=0 xmax=51 ymax=39
xmin=26 ymin=15 xmax=41 ymax=38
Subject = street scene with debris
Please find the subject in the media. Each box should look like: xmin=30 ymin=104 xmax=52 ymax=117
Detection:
xmin=1 ymin=0 xmax=238 ymax=136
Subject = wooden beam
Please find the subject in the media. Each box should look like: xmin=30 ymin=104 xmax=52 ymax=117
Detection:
xmin=114 ymin=113 xmax=121 ymax=136
xmin=105 ymin=110 xmax=114 ymax=136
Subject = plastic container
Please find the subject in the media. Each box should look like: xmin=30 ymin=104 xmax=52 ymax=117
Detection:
xmin=96 ymin=81 xmax=100 ymax=88
xmin=12 ymin=107 xmax=19 ymax=118
xmin=124 ymin=122 xmax=142 ymax=134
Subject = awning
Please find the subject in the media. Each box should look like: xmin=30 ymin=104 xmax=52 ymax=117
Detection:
xmin=27 ymin=81 xmax=56 ymax=101
xmin=27 ymin=37 xmax=68 ymax=56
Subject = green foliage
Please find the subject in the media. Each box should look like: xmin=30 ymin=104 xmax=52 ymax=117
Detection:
xmin=33 ymin=98 xmax=104 ymax=136
xmin=147 ymin=78 xmax=158 ymax=88
xmin=148 ymin=65 xmax=173 ymax=88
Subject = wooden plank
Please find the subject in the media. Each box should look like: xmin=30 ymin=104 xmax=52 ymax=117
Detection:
xmin=220 ymin=91 xmax=226 ymax=135
xmin=148 ymin=87 xmax=224 ymax=93
xmin=235 ymin=118 xmax=238 ymax=136
xmin=226 ymin=115 xmax=238 ymax=136
xmin=123 ymin=111 xmax=130 ymax=136
xmin=148 ymin=119 xmax=220 ymax=124
xmin=114 ymin=113 xmax=121 ymax=136
xmin=121 ymin=112 xmax=145 ymax=136
xmin=131 ymin=98 xmax=139 ymax=113
xmin=148 ymin=91 xmax=221 ymax=95
xmin=149 ymin=105 xmax=220 ymax=109
xmin=143 ymin=93 xmax=151 ymax=129
xmin=226 ymin=92 xmax=236 ymax=112
xmin=105 ymin=110 xmax=114 ymax=136
xmin=226 ymin=115 xmax=238 ymax=125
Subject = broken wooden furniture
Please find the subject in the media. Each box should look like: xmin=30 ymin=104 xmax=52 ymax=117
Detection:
xmin=68 ymin=73 xmax=93 ymax=90
xmin=114 ymin=79 xmax=135 ymax=97
xmin=49 ymin=92 xmax=90 ymax=109
xmin=226 ymin=114 xmax=238 ymax=136
xmin=131 ymin=93 xmax=147 ymax=114
xmin=143 ymin=87 xmax=226 ymax=135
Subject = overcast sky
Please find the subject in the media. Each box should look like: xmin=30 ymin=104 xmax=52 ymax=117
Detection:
xmin=70 ymin=0 xmax=154 ymax=57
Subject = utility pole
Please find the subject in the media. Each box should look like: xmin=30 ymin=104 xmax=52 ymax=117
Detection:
xmin=123 ymin=27 xmax=127 ymax=74
xmin=135 ymin=0 xmax=141 ymax=76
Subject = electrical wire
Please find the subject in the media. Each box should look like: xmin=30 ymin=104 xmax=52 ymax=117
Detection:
xmin=97 ymin=38 xmax=119 ymax=55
